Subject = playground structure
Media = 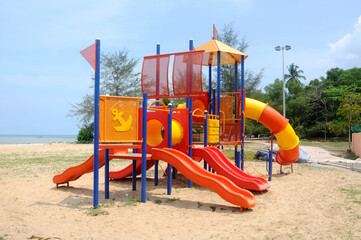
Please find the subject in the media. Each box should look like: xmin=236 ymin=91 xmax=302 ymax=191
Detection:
xmin=53 ymin=34 xmax=300 ymax=212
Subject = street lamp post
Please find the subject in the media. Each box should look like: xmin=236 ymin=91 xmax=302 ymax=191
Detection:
xmin=275 ymin=45 xmax=291 ymax=118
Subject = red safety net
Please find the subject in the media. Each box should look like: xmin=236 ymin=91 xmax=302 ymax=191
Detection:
xmin=172 ymin=51 xmax=205 ymax=96
xmin=141 ymin=55 xmax=170 ymax=98
xmin=219 ymin=93 xmax=242 ymax=144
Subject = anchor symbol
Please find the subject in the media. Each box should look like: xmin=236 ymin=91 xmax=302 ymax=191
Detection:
xmin=112 ymin=108 xmax=132 ymax=132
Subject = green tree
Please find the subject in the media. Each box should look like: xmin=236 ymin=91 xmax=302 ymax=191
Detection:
xmin=69 ymin=49 xmax=141 ymax=126
xmin=328 ymin=93 xmax=361 ymax=148
xmin=215 ymin=23 xmax=263 ymax=95
xmin=304 ymin=78 xmax=330 ymax=140
xmin=285 ymin=63 xmax=306 ymax=84
xmin=284 ymin=63 xmax=306 ymax=97
xmin=264 ymin=78 xmax=283 ymax=113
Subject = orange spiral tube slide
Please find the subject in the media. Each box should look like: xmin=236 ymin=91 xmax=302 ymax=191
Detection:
xmin=243 ymin=98 xmax=300 ymax=165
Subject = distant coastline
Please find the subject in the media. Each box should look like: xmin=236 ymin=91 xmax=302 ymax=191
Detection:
xmin=0 ymin=135 xmax=77 ymax=144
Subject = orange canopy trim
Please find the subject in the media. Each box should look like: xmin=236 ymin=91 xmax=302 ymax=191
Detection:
xmin=195 ymin=39 xmax=248 ymax=66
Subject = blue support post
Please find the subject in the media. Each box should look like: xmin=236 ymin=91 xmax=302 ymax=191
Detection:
xmin=234 ymin=61 xmax=240 ymax=168
xmin=154 ymin=43 xmax=160 ymax=186
xmin=93 ymin=38 xmax=101 ymax=208
xmin=240 ymin=55 xmax=245 ymax=171
xmin=208 ymin=64 xmax=212 ymax=112
xmin=105 ymin=148 xmax=109 ymax=199
xmin=141 ymin=93 xmax=148 ymax=203
xmin=216 ymin=51 xmax=221 ymax=150
xmin=132 ymin=143 xmax=137 ymax=191
xmin=204 ymin=110 xmax=208 ymax=170
xmin=217 ymin=51 xmax=221 ymax=116
xmin=268 ymin=133 xmax=274 ymax=181
xmin=167 ymin=104 xmax=173 ymax=195
xmin=188 ymin=97 xmax=193 ymax=187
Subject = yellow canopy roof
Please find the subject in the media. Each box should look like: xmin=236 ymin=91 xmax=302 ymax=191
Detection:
xmin=195 ymin=39 xmax=248 ymax=66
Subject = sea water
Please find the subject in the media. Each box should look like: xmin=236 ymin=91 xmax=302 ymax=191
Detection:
xmin=0 ymin=135 xmax=77 ymax=144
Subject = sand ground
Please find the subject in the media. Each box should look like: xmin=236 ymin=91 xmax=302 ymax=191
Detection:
xmin=0 ymin=143 xmax=361 ymax=240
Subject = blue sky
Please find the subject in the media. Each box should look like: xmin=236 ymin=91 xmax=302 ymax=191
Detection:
xmin=1 ymin=0 xmax=361 ymax=135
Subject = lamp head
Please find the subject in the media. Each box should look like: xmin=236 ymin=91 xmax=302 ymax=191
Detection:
xmin=285 ymin=45 xmax=291 ymax=50
xmin=275 ymin=46 xmax=281 ymax=51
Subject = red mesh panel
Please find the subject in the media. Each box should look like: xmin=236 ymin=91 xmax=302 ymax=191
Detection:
xmin=219 ymin=93 xmax=242 ymax=144
xmin=220 ymin=121 xmax=242 ymax=144
xmin=173 ymin=51 xmax=204 ymax=96
xmin=141 ymin=55 xmax=170 ymax=98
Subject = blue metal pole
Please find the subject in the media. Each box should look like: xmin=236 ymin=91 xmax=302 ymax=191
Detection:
xmin=240 ymin=55 xmax=245 ymax=171
xmin=93 ymin=38 xmax=101 ymax=208
xmin=189 ymin=39 xmax=194 ymax=94
xmin=132 ymin=159 xmax=137 ymax=190
xmin=217 ymin=51 xmax=221 ymax=116
xmin=167 ymin=104 xmax=173 ymax=195
xmin=141 ymin=93 xmax=148 ymax=203
xmin=154 ymin=43 xmax=160 ymax=186
xmin=105 ymin=148 xmax=109 ymax=199
xmin=204 ymin=110 xmax=208 ymax=170
xmin=216 ymin=51 xmax=221 ymax=150
xmin=268 ymin=133 xmax=274 ymax=181
xmin=208 ymin=64 xmax=212 ymax=112
xmin=132 ymin=142 xmax=137 ymax=191
xmin=234 ymin=61 xmax=240 ymax=168
xmin=268 ymin=150 xmax=273 ymax=181
xmin=188 ymin=97 xmax=193 ymax=187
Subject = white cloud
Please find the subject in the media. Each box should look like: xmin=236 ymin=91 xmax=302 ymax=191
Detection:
xmin=328 ymin=15 xmax=361 ymax=68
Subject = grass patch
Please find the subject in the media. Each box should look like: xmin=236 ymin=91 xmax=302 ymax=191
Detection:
xmin=300 ymin=139 xmax=358 ymax=159
xmin=0 ymin=234 xmax=10 ymax=240
xmin=153 ymin=199 xmax=162 ymax=205
xmin=340 ymin=185 xmax=361 ymax=205
xmin=101 ymin=201 xmax=115 ymax=208
xmin=165 ymin=197 xmax=179 ymax=203
xmin=192 ymin=183 xmax=201 ymax=188
xmin=344 ymin=151 xmax=359 ymax=160
xmin=210 ymin=206 xmax=216 ymax=212
xmin=86 ymin=206 xmax=109 ymax=216
xmin=85 ymin=202 xmax=115 ymax=216
xmin=123 ymin=198 xmax=141 ymax=206
xmin=197 ymin=202 xmax=203 ymax=208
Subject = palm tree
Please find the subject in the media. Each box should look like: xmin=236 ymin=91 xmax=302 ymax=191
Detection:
xmin=284 ymin=63 xmax=306 ymax=85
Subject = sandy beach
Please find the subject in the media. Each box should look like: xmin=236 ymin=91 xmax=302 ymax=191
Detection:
xmin=1 ymin=142 xmax=361 ymax=239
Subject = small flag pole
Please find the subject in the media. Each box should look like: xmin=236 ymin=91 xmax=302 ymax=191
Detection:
xmin=93 ymin=38 xmax=101 ymax=208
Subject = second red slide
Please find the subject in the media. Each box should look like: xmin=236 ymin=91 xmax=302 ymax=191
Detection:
xmin=192 ymin=147 xmax=270 ymax=191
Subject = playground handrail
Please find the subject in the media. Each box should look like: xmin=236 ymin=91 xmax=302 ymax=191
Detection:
xmin=147 ymin=100 xmax=170 ymax=113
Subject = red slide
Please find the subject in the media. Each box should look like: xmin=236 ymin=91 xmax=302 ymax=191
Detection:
xmin=53 ymin=150 xmax=155 ymax=184
xmin=151 ymin=148 xmax=256 ymax=209
xmin=109 ymin=161 xmax=154 ymax=179
xmin=192 ymin=147 xmax=270 ymax=191
xmin=53 ymin=150 xmax=107 ymax=185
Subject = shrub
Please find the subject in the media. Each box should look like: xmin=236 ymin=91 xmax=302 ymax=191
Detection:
xmin=77 ymin=122 xmax=94 ymax=143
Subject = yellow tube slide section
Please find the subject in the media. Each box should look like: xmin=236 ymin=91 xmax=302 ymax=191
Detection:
xmin=244 ymin=98 xmax=300 ymax=165
xmin=147 ymin=119 xmax=184 ymax=147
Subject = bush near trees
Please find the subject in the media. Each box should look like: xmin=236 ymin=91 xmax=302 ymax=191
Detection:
xmin=77 ymin=123 xmax=94 ymax=143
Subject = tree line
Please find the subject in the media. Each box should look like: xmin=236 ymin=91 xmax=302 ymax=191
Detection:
xmin=70 ymin=23 xmax=361 ymax=146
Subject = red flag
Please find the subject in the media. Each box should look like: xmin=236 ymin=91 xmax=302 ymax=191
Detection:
xmin=80 ymin=43 xmax=96 ymax=71
xmin=213 ymin=24 xmax=218 ymax=39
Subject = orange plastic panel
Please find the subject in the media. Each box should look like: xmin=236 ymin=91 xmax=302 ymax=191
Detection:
xmin=99 ymin=96 xmax=140 ymax=143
